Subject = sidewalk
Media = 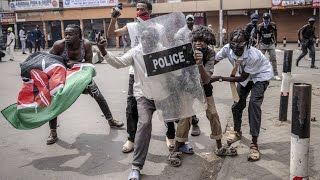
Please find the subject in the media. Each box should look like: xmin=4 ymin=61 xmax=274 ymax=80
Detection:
xmin=215 ymin=52 xmax=320 ymax=180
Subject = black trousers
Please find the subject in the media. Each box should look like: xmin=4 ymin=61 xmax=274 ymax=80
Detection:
xmin=231 ymin=81 xmax=269 ymax=137
xmin=126 ymin=74 xmax=176 ymax=142
xmin=296 ymin=39 xmax=316 ymax=66
xmin=34 ymin=40 xmax=41 ymax=52
xmin=49 ymin=80 xmax=113 ymax=129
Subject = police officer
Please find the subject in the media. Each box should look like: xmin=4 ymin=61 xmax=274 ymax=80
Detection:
xmin=296 ymin=17 xmax=318 ymax=69
xmin=245 ymin=13 xmax=259 ymax=46
xmin=257 ymin=13 xmax=280 ymax=81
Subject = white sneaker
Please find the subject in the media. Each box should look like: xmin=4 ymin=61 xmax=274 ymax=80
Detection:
xmin=273 ymin=76 xmax=281 ymax=81
xmin=122 ymin=140 xmax=134 ymax=153
xmin=166 ymin=137 xmax=175 ymax=150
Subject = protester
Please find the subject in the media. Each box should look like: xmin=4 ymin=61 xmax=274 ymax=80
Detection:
xmin=46 ymin=24 xmax=124 ymax=145
xmin=19 ymin=26 xmax=27 ymax=54
xmin=26 ymin=31 xmax=33 ymax=53
xmin=256 ymin=13 xmax=281 ymax=81
xmin=6 ymin=27 xmax=15 ymax=61
xmin=296 ymin=17 xmax=318 ymax=69
xmin=107 ymin=0 xmax=176 ymax=153
xmin=33 ymin=25 xmax=42 ymax=52
xmin=175 ymin=14 xmax=202 ymax=136
xmin=214 ymin=29 xmax=273 ymax=161
xmin=173 ymin=26 xmax=237 ymax=158
xmin=245 ymin=13 xmax=259 ymax=46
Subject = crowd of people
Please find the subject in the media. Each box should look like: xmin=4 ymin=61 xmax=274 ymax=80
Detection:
xmin=1 ymin=0 xmax=318 ymax=179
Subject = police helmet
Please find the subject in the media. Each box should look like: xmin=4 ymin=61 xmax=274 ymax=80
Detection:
xmin=250 ymin=13 xmax=259 ymax=20
xmin=308 ymin=17 xmax=315 ymax=22
xmin=262 ymin=13 xmax=271 ymax=19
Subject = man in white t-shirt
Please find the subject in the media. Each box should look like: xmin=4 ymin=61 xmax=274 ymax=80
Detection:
xmin=19 ymin=26 xmax=27 ymax=54
xmin=213 ymin=29 xmax=273 ymax=162
xmin=6 ymin=27 xmax=15 ymax=61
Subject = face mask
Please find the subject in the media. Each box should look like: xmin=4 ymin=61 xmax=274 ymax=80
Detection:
xmin=230 ymin=41 xmax=246 ymax=57
xmin=137 ymin=11 xmax=150 ymax=21
xmin=251 ymin=20 xmax=257 ymax=25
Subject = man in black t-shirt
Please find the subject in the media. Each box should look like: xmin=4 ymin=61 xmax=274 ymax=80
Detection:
xmin=245 ymin=13 xmax=259 ymax=46
xmin=257 ymin=13 xmax=280 ymax=81
xmin=296 ymin=17 xmax=318 ymax=69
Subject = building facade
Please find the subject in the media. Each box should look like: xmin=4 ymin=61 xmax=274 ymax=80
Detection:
xmin=6 ymin=0 xmax=320 ymax=48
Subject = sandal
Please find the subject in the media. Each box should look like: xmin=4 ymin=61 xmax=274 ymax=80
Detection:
xmin=122 ymin=140 xmax=134 ymax=153
xmin=128 ymin=169 xmax=141 ymax=180
xmin=167 ymin=151 xmax=182 ymax=167
xmin=166 ymin=137 xmax=175 ymax=151
xmin=248 ymin=144 xmax=260 ymax=161
xmin=179 ymin=144 xmax=194 ymax=154
xmin=215 ymin=144 xmax=238 ymax=156
xmin=226 ymin=131 xmax=242 ymax=145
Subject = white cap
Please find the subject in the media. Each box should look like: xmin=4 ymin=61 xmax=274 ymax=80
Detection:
xmin=186 ymin=14 xmax=194 ymax=21
xmin=208 ymin=24 xmax=212 ymax=27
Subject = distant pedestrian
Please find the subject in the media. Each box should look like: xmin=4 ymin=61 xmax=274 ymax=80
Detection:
xmin=122 ymin=34 xmax=128 ymax=53
xmin=26 ymin=31 xmax=33 ymax=53
xmin=32 ymin=25 xmax=42 ymax=52
xmin=296 ymin=17 xmax=318 ymax=69
xmin=6 ymin=27 xmax=15 ymax=61
xmin=47 ymin=31 xmax=53 ymax=48
xmin=41 ymin=34 xmax=45 ymax=50
xmin=257 ymin=13 xmax=281 ymax=81
xmin=19 ymin=26 xmax=27 ymax=54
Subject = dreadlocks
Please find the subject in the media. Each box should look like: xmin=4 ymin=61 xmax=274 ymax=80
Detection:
xmin=229 ymin=28 xmax=250 ymax=48
xmin=66 ymin=24 xmax=82 ymax=39
xmin=191 ymin=25 xmax=216 ymax=45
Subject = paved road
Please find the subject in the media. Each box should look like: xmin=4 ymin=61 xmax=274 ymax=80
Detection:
xmin=0 ymin=48 xmax=319 ymax=180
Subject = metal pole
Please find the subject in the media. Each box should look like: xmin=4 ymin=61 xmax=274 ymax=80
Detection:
xmin=290 ymin=83 xmax=312 ymax=180
xmin=279 ymin=50 xmax=292 ymax=121
xmin=219 ymin=0 xmax=223 ymax=47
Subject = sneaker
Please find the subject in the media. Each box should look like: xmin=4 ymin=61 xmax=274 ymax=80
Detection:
xmin=273 ymin=76 xmax=281 ymax=81
xmin=108 ymin=119 xmax=124 ymax=128
xmin=46 ymin=129 xmax=58 ymax=145
xmin=22 ymin=52 xmax=27 ymax=54
xmin=122 ymin=140 xmax=134 ymax=153
xmin=9 ymin=59 xmax=14 ymax=61
xmin=311 ymin=65 xmax=319 ymax=69
xmin=191 ymin=124 xmax=201 ymax=136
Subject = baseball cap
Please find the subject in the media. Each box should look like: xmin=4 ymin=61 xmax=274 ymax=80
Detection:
xmin=186 ymin=14 xmax=194 ymax=21
xmin=7 ymin=27 xmax=13 ymax=32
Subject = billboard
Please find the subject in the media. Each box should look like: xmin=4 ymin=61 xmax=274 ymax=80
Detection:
xmin=272 ymin=0 xmax=319 ymax=9
xmin=0 ymin=13 xmax=16 ymax=24
xmin=10 ymin=0 xmax=59 ymax=11
xmin=63 ymin=0 xmax=118 ymax=8
xmin=271 ymin=0 xmax=320 ymax=9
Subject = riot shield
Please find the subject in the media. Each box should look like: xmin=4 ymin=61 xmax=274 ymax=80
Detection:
xmin=129 ymin=12 xmax=207 ymax=122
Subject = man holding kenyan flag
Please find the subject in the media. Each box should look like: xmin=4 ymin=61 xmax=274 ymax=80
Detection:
xmin=1 ymin=24 xmax=124 ymax=145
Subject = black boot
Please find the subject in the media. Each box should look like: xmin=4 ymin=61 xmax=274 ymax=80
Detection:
xmin=46 ymin=129 xmax=58 ymax=145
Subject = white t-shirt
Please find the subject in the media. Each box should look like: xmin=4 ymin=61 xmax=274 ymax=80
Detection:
xmin=215 ymin=44 xmax=273 ymax=87
xmin=19 ymin=29 xmax=26 ymax=41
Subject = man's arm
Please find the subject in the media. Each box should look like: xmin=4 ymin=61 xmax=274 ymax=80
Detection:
xmin=194 ymin=50 xmax=211 ymax=84
xmin=297 ymin=26 xmax=305 ymax=41
xmin=273 ymin=23 xmax=278 ymax=45
xmin=107 ymin=18 xmax=128 ymax=38
xmin=83 ymin=40 xmax=93 ymax=64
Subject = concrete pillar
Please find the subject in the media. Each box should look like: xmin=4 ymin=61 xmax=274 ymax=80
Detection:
xmin=14 ymin=23 xmax=18 ymax=48
xmin=279 ymin=50 xmax=292 ymax=121
xmin=42 ymin=21 xmax=48 ymax=49
xmin=61 ymin=20 xmax=65 ymax=39
xmin=80 ymin=19 xmax=84 ymax=38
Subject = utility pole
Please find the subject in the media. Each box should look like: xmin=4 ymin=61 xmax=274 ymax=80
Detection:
xmin=219 ymin=0 xmax=223 ymax=47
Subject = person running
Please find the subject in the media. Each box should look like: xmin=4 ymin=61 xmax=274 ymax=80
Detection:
xmin=214 ymin=29 xmax=273 ymax=161
xmin=296 ymin=17 xmax=318 ymax=69
xmin=107 ymin=0 xmax=176 ymax=153
xmin=6 ymin=27 xmax=15 ymax=61
xmin=46 ymin=24 xmax=124 ymax=145
xmin=256 ymin=13 xmax=281 ymax=81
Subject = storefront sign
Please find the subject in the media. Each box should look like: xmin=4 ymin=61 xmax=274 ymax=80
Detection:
xmin=0 ymin=13 xmax=16 ymax=24
xmin=63 ymin=0 xmax=118 ymax=8
xmin=272 ymin=0 xmax=319 ymax=9
xmin=10 ymin=0 xmax=59 ymax=11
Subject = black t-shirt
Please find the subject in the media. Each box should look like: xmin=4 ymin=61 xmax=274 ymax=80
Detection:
xmin=300 ymin=24 xmax=316 ymax=40
xmin=245 ymin=23 xmax=257 ymax=38
xmin=257 ymin=22 xmax=277 ymax=44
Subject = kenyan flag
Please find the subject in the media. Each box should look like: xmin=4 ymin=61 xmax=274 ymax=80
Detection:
xmin=1 ymin=52 xmax=96 ymax=130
